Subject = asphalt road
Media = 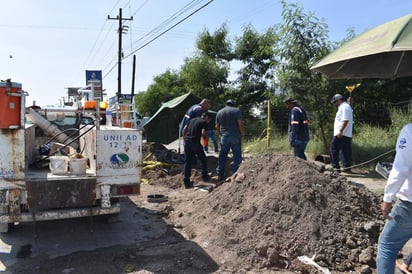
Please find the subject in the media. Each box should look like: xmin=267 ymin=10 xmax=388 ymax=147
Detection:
xmin=0 ymin=197 xmax=168 ymax=272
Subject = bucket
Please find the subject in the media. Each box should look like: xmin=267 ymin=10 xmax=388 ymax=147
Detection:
xmin=69 ymin=158 xmax=87 ymax=175
xmin=49 ymin=156 xmax=69 ymax=175
xmin=0 ymin=81 xmax=22 ymax=129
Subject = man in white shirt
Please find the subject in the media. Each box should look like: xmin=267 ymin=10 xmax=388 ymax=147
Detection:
xmin=330 ymin=94 xmax=353 ymax=172
xmin=377 ymin=123 xmax=412 ymax=273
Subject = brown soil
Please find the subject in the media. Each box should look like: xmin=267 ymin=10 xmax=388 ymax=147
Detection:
xmin=7 ymin=144 xmax=387 ymax=274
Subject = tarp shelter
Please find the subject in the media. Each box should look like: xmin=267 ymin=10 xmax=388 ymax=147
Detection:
xmin=144 ymin=93 xmax=208 ymax=144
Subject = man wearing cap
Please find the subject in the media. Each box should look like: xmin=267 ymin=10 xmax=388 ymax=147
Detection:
xmin=285 ymin=98 xmax=310 ymax=160
xmin=215 ymin=99 xmax=244 ymax=181
xmin=330 ymin=94 xmax=353 ymax=172
xmin=179 ymin=98 xmax=210 ymax=137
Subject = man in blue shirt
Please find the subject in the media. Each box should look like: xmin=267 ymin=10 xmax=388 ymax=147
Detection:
xmin=179 ymin=99 xmax=210 ymax=137
xmin=285 ymin=98 xmax=310 ymax=160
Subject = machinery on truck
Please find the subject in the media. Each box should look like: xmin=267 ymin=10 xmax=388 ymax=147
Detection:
xmin=0 ymin=79 xmax=142 ymax=232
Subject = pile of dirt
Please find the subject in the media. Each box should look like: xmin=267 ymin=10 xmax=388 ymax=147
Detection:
xmin=148 ymin=153 xmax=384 ymax=273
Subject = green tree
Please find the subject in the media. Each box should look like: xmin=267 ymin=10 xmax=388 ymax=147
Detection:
xmin=180 ymin=55 xmax=229 ymax=108
xmin=233 ymin=25 xmax=279 ymax=113
xmin=276 ymin=0 xmax=333 ymax=152
xmin=196 ymin=24 xmax=233 ymax=61
xmin=135 ymin=69 xmax=184 ymax=116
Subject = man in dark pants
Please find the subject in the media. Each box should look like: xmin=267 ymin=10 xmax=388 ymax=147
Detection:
xmin=285 ymin=98 xmax=310 ymax=160
xmin=330 ymin=94 xmax=353 ymax=172
xmin=182 ymin=112 xmax=212 ymax=188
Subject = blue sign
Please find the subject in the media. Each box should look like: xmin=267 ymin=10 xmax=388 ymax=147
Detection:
xmin=85 ymin=70 xmax=102 ymax=84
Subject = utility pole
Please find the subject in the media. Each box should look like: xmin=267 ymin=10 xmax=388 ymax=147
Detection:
xmin=108 ymin=8 xmax=133 ymax=101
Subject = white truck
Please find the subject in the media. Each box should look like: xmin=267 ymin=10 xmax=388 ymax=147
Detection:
xmin=0 ymin=80 xmax=142 ymax=232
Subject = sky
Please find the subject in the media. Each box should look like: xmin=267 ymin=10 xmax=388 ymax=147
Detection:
xmin=0 ymin=0 xmax=411 ymax=107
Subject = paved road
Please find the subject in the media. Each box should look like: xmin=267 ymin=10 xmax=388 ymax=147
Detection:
xmin=0 ymin=197 xmax=168 ymax=272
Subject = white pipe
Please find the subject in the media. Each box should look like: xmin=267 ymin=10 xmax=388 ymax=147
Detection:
xmin=26 ymin=108 xmax=79 ymax=150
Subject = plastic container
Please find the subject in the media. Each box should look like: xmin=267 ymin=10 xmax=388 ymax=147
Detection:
xmin=0 ymin=81 xmax=22 ymax=129
xmin=49 ymin=156 xmax=69 ymax=175
xmin=106 ymin=110 xmax=112 ymax=126
xmin=69 ymin=158 xmax=87 ymax=175
xmin=123 ymin=121 xmax=133 ymax=128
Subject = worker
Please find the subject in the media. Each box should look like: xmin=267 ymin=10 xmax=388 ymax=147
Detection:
xmin=285 ymin=97 xmax=310 ymax=160
xmin=181 ymin=112 xmax=212 ymax=189
xmin=330 ymin=94 xmax=353 ymax=172
xmin=376 ymin=123 xmax=412 ymax=273
xmin=179 ymin=98 xmax=210 ymax=137
xmin=215 ymin=99 xmax=244 ymax=181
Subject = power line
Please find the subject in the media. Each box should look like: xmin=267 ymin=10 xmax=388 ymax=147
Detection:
xmin=81 ymin=0 xmax=123 ymax=70
xmin=103 ymin=0 xmax=214 ymax=81
xmin=124 ymin=0 xmax=204 ymax=55
xmin=124 ymin=0 xmax=214 ymax=59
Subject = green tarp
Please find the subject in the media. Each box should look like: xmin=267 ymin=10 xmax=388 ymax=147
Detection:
xmin=144 ymin=93 xmax=201 ymax=144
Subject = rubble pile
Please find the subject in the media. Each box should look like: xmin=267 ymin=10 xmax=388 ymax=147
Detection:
xmin=167 ymin=154 xmax=384 ymax=273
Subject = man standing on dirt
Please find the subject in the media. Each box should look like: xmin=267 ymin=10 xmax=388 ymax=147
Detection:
xmin=215 ymin=99 xmax=244 ymax=181
xmin=377 ymin=123 xmax=412 ymax=273
xmin=330 ymin=94 xmax=353 ymax=172
xmin=182 ymin=112 xmax=212 ymax=188
xmin=179 ymin=99 xmax=210 ymax=137
xmin=285 ymin=98 xmax=310 ymax=160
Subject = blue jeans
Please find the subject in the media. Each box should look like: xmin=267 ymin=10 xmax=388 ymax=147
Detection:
xmin=205 ymin=130 xmax=218 ymax=152
xmin=216 ymin=135 xmax=242 ymax=177
xmin=405 ymin=253 xmax=412 ymax=267
xmin=292 ymin=140 xmax=308 ymax=160
xmin=183 ymin=140 xmax=208 ymax=183
xmin=330 ymin=135 xmax=352 ymax=169
xmin=377 ymin=199 xmax=412 ymax=273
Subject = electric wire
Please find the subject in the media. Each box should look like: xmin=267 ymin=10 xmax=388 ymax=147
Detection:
xmin=103 ymin=0 xmax=214 ymax=80
xmin=82 ymin=0 xmax=123 ymax=70
xmin=124 ymin=0 xmax=206 ymax=55
xmin=124 ymin=0 xmax=214 ymax=59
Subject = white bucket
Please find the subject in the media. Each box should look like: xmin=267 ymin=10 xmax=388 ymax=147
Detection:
xmin=69 ymin=158 xmax=87 ymax=175
xmin=49 ymin=156 xmax=69 ymax=175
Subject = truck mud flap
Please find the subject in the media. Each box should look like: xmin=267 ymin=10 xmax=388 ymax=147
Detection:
xmin=26 ymin=177 xmax=96 ymax=209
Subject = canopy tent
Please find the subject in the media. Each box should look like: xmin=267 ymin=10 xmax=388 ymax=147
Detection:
xmin=144 ymin=93 xmax=214 ymax=144
xmin=311 ymin=13 xmax=412 ymax=79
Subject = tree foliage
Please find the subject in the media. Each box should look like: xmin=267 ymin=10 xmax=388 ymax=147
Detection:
xmin=233 ymin=25 xmax=278 ymax=112
xmin=180 ymin=55 xmax=229 ymax=108
xmin=275 ymin=0 xmax=334 ymax=151
xmin=135 ymin=69 xmax=183 ymax=116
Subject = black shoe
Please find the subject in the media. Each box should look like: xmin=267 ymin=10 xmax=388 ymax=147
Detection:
xmin=184 ymin=181 xmax=194 ymax=189
xmin=185 ymin=182 xmax=193 ymax=188
xmin=217 ymin=175 xmax=225 ymax=181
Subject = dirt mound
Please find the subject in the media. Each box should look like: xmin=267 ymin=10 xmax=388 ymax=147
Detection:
xmin=165 ymin=154 xmax=384 ymax=273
